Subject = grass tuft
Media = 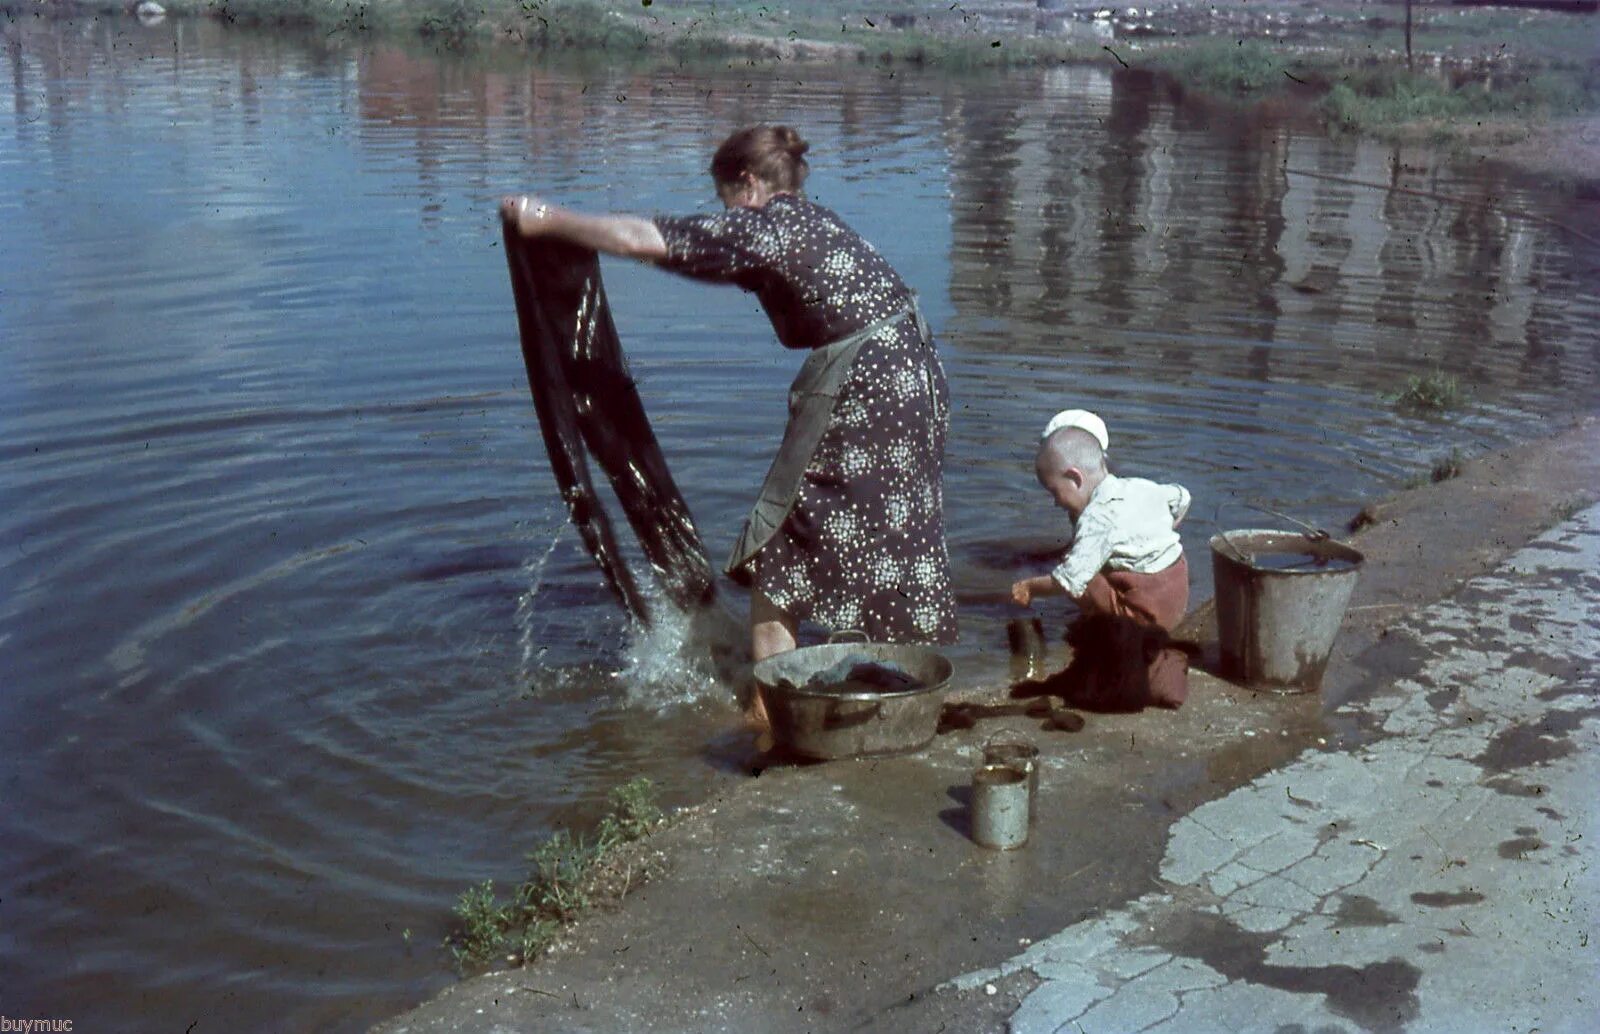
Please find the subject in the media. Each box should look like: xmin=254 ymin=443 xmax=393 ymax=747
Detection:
xmin=1550 ymin=493 xmax=1596 ymax=525
xmin=1390 ymin=371 xmax=1467 ymax=413
xmin=1404 ymin=447 xmax=1467 ymax=489
xmin=1429 ymin=447 xmax=1466 ymax=483
xmin=443 ymin=776 xmax=666 ymax=970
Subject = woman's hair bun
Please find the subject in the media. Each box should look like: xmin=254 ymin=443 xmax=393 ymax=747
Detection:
xmin=711 ymin=124 xmax=811 ymax=193
xmin=775 ymin=125 xmax=810 ymax=159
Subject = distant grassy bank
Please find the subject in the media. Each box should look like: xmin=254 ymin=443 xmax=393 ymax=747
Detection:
xmin=1140 ymin=35 xmax=1598 ymax=146
xmin=15 ymin=0 xmax=1600 ymax=169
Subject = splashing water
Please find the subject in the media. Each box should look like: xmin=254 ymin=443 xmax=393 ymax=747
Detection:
xmin=515 ymin=519 xmax=569 ymax=685
xmin=616 ymin=593 xmax=750 ymax=711
xmin=513 ymin=517 xmax=748 ymax=709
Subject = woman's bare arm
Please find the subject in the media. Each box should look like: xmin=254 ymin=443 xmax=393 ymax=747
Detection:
xmin=499 ymin=195 xmax=667 ymax=261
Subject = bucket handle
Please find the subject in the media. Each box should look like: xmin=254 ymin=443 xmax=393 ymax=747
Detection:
xmin=827 ymin=628 xmax=871 ymax=645
xmin=1215 ymin=527 xmax=1252 ymax=565
xmin=1203 ymin=502 xmax=1331 ymax=560
xmin=1245 ymin=503 xmax=1330 ymax=542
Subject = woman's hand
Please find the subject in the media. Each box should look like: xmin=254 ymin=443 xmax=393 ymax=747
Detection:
xmin=1010 ymin=579 xmax=1033 ymax=607
xmin=494 ymin=200 xmax=667 ymax=260
xmin=499 ymin=194 xmax=551 ymax=236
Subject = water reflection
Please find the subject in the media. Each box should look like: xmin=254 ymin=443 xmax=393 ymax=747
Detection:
xmin=2 ymin=17 xmax=1597 ymax=1034
xmin=943 ymin=66 xmax=1598 ymax=402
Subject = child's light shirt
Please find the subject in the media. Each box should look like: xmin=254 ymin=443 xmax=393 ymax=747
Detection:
xmin=1051 ymin=473 xmax=1191 ymax=598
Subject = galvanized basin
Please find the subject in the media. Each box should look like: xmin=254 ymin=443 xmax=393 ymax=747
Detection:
xmin=752 ymin=641 xmax=953 ymax=761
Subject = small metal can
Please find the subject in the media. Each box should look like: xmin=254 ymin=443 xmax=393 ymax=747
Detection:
xmin=1007 ymin=616 xmax=1047 ymax=659
xmin=971 ymin=763 xmax=1030 ymax=850
xmin=984 ymin=737 xmax=1040 ymax=820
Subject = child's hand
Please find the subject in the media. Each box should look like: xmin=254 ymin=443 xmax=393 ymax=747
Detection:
xmin=1010 ymin=579 xmax=1033 ymax=607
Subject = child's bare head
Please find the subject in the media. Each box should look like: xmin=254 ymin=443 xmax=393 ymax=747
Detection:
xmin=1035 ymin=421 xmax=1107 ymax=517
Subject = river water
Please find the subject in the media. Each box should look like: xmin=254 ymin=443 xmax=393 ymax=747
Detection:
xmin=3 ymin=16 xmax=1597 ymax=1031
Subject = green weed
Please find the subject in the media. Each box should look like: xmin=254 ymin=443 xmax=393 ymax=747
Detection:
xmin=1403 ymin=447 xmax=1466 ymax=489
xmin=606 ymin=775 xmax=666 ymax=839
xmin=449 ymin=880 xmax=509 ymax=967
xmin=1390 ymin=371 xmax=1467 ymax=413
xmin=1143 ymin=39 xmax=1306 ymax=95
xmin=443 ymin=776 xmax=666 ymax=970
xmin=1430 ymin=447 xmax=1465 ymax=483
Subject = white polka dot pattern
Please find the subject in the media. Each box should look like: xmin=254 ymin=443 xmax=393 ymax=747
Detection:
xmin=653 ymin=194 xmax=957 ymax=644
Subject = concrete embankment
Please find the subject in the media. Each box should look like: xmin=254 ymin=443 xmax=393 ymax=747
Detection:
xmin=376 ymin=419 xmax=1596 ymax=1033
xmin=948 ymin=495 xmax=1600 ymax=1033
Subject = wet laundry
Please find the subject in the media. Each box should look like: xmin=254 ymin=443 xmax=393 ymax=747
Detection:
xmin=778 ymin=654 xmax=924 ymax=694
xmin=501 ymin=225 xmax=716 ymax=624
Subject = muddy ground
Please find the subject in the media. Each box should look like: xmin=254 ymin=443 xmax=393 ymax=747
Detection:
xmin=375 ymin=413 xmax=1596 ymax=1032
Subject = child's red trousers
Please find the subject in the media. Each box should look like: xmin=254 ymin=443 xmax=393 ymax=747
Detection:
xmin=1079 ymin=553 xmax=1191 ymax=707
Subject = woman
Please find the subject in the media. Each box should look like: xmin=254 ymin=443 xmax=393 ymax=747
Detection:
xmin=501 ymin=125 xmax=957 ymax=715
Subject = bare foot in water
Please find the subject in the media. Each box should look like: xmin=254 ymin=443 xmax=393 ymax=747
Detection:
xmin=744 ymin=690 xmax=775 ymax=752
xmin=743 ymin=689 xmax=770 ymax=728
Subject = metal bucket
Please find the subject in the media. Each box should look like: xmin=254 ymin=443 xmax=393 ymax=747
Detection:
xmin=971 ymin=763 xmax=1030 ymax=850
xmin=752 ymin=640 xmax=953 ymax=761
xmin=1210 ymin=530 xmax=1365 ymax=693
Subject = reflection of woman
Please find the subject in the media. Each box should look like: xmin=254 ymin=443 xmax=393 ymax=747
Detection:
xmin=502 ymin=125 xmax=957 ymax=714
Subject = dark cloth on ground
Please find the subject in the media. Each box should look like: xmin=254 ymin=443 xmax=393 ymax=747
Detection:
xmin=776 ymin=654 xmax=923 ymax=695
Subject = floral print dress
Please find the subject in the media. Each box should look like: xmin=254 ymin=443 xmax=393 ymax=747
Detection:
xmin=653 ymin=193 xmax=958 ymax=644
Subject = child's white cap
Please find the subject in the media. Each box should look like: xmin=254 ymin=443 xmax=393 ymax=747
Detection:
xmin=1041 ymin=409 xmax=1109 ymax=452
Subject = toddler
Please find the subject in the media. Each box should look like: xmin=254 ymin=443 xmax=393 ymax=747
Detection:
xmin=1010 ymin=410 xmax=1193 ymax=707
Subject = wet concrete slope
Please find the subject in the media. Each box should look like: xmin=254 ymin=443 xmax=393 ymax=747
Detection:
xmin=374 ymin=417 xmax=1597 ymax=1034
xmin=951 ymin=500 xmax=1600 ymax=1034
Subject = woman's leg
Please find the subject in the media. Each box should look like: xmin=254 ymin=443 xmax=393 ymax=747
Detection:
xmin=750 ymin=589 xmax=797 ymax=660
xmin=748 ymin=590 xmax=797 ymax=724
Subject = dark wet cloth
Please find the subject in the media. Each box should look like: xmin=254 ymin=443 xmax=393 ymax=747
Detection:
xmin=777 ymin=654 xmax=923 ymax=695
xmin=501 ymin=226 xmax=714 ymax=623
xmin=652 ymin=194 xmax=958 ymax=644
xmin=1077 ymin=553 xmax=1192 ymax=707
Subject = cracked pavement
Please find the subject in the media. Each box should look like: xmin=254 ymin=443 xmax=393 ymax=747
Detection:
xmin=948 ymin=503 xmax=1600 ymax=1033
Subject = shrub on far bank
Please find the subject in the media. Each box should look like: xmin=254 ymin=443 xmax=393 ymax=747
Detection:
xmin=188 ymin=0 xmax=653 ymax=51
xmin=1143 ymin=39 xmax=1306 ymax=95
xmin=1322 ymin=63 xmax=1600 ymax=134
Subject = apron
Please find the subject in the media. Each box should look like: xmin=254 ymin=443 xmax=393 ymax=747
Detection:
xmin=725 ymin=297 xmax=931 ymax=577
